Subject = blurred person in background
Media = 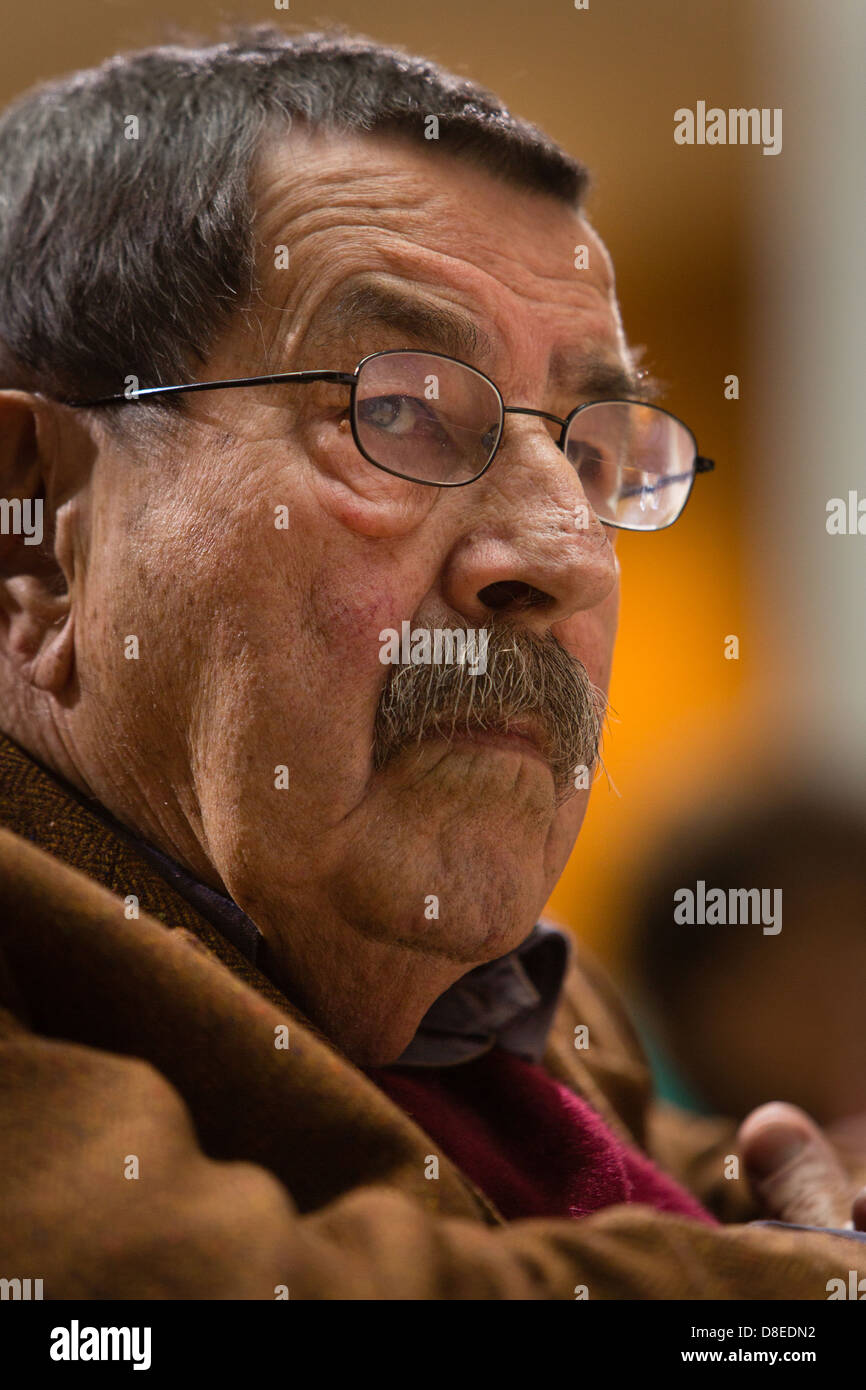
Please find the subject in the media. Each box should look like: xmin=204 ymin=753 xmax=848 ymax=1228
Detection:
xmin=631 ymin=785 xmax=866 ymax=1134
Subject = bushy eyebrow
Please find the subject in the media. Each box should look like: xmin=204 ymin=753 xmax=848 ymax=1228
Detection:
xmin=548 ymin=347 xmax=658 ymax=403
xmin=308 ymin=273 xmax=660 ymax=403
xmin=310 ymin=276 xmax=485 ymax=361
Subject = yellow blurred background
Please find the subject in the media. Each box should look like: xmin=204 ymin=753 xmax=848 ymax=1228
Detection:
xmin=3 ymin=0 xmax=861 ymax=980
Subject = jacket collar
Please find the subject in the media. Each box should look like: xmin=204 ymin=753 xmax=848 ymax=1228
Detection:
xmin=0 ymin=730 xmax=569 ymax=1066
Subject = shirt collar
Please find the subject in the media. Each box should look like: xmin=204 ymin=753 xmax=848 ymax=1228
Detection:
xmin=131 ymin=834 xmax=571 ymax=1068
xmin=395 ymin=921 xmax=570 ymax=1066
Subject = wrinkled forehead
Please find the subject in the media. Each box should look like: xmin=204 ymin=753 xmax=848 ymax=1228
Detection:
xmin=246 ymin=128 xmax=626 ymax=380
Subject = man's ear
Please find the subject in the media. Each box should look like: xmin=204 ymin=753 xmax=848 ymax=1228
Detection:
xmin=0 ymin=391 xmax=95 ymax=694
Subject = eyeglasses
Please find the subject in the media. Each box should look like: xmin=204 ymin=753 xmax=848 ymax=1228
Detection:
xmin=70 ymin=348 xmax=715 ymax=532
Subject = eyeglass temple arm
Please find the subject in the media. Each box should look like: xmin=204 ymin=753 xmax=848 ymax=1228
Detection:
xmin=619 ymin=460 xmax=716 ymax=494
xmin=65 ymin=370 xmax=357 ymax=408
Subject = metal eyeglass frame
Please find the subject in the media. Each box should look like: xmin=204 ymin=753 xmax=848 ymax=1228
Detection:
xmin=69 ymin=347 xmax=715 ymax=531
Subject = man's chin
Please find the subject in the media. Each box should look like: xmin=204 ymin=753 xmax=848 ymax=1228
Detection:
xmin=374 ymin=734 xmax=561 ymax=828
xmin=251 ymin=854 xmax=550 ymax=1064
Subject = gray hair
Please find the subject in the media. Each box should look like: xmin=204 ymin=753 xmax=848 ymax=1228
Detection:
xmin=0 ymin=26 xmax=588 ymax=410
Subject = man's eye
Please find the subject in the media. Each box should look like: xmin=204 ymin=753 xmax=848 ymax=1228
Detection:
xmin=358 ymin=394 xmax=441 ymax=438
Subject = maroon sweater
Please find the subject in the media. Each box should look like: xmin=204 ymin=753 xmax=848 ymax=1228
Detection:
xmin=368 ymin=1045 xmax=717 ymax=1224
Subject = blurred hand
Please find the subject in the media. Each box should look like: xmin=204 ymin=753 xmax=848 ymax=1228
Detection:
xmin=738 ymin=1101 xmax=864 ymax=1231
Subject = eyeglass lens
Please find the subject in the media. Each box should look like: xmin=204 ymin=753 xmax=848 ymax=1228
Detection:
xmin=354 ymin=351 xmax=500 ymax=485
xmin=353 ymin=351 xmax=696 ymax=527
xmin=563 ymin=401 xmax=696 ymax=531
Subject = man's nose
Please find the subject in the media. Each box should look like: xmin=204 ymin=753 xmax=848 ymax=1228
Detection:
xmin=439 ymin=417 xmax=618 ymax=630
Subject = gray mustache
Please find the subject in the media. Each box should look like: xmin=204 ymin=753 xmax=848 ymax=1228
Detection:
xmin=372 ymin=622 xmax=606 ymax=803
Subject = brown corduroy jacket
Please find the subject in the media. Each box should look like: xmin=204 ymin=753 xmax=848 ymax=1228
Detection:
xmin=1 ymin=729 xmax=864 ymax=1299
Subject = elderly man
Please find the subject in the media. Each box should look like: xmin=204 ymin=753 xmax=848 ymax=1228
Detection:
xmin=0 ymin=28 xmax=863 ymax=1300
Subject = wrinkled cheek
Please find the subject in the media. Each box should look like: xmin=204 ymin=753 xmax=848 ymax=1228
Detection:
xmin=305 ymin=420 xmax=440 ymax=538
xmin=306 ymin=563 xmax=415 ymax=741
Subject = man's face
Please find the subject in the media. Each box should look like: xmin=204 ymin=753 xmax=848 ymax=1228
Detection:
xmin=70 ymin=129 xmax=630 ymax=1062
